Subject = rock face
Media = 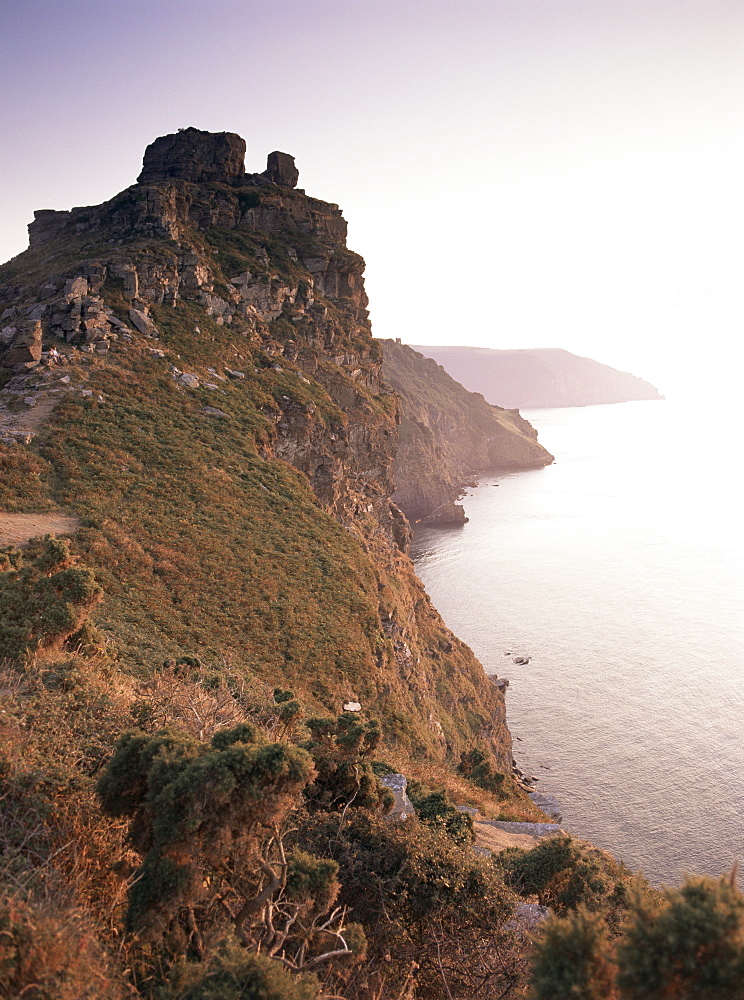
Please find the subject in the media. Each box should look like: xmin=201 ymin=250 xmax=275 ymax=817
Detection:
xmin=381 ymin=339 xmax=553 ymax=521
xmin=411 ymin=345 xmax=664 ymax=410
xmin=263 ymin=151 xmax=299 ymax=188
xmin=2 ymin=320 xmax=42 ymax=368
xmin=137 ymin=127 xmax=247 ymax=186
xmin=0 ymin=128 xmax=515 ymax=772
xmin=381 ymin=774 xmax=416 ymax=820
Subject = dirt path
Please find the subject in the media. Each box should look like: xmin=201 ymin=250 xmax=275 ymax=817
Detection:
xmin=473 ymin=821 xmax=544 ymax=853
xmin=0 ymin=512 xmax=80 ymax=547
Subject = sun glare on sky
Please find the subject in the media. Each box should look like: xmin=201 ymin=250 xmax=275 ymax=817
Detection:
xmin=1 ymin=0 xmax=741 ymax=398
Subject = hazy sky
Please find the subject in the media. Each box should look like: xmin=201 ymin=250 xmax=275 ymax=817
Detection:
xmin=1 ymin=0 xmax=742 ymax=396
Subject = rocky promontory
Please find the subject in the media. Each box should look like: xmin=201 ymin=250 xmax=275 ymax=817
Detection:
xmin=411 ymin=344 xmax=663 ymax=409
xmin=381 ymin=339 xmax=553 ymax=521
xmin=0 ymin=127 xmax=514 ymax=770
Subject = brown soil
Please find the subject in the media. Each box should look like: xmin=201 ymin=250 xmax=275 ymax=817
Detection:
xmin=0 ymin=512 xmax=80 ymax=547
xmin=473 ymin=821 xmax=543 ymax=854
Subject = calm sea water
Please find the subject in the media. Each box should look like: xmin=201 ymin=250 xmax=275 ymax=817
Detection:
xmin=411 ymin=399 xmax=744 ymax=887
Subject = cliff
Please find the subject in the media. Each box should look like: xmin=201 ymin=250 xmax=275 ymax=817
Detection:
xmin=2 ymin=129 xmax=733 ymax=1000
xmin=380 ymin=339 xmax=553 ymax=521
xmin=411 ymin=345 xmax=663 ymax=409
xmin=0 ymin=128 xmax=512 ymax=767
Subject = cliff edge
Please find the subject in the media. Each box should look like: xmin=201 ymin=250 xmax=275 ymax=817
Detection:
xmin=380 ymin=339 xmax=553 ymax=521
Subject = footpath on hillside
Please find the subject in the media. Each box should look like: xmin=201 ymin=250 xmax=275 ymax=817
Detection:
xmin=0 ymin=512 xmax=80 ymax=547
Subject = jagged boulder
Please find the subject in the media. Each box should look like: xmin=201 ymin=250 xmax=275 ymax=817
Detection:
xmin=2 ymin=320 xmax=42 ymax=368
xmin=263 ymin=150 xmax=299 ymax=188
xmin=137 ymin=127 xmax=246 ymax=186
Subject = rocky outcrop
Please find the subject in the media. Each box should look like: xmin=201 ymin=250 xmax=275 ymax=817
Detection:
xmin=263 ymin=151 xmax=299 ymax=188
xmin=2 ymin=320 xmax=42 ymax=368
xmin=381 ymin=339 xmax=553 ymax=521
xmin=381 ymin=773 xmax=416 ymax=820
xmin=411 ymin=344 xmax=664 ymax=409
xmin=137 ymin=127 xmax=247 ymax=186
xmin=27 ymin=128 xmax=346 ymax=250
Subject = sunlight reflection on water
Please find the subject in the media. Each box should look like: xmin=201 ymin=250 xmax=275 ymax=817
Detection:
xmin=411 ymin=399 xmax=744 ymax=887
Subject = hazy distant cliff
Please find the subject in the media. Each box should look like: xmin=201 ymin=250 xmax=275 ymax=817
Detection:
xmin=380 ymin=339 xmax=553 ymax=520
xmin=411 ymin=345 xmax=663 ymax=409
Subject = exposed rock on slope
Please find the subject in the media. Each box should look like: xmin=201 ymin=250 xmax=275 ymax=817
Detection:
xmin=411 ymin=345 xmax=663 ymax=409
xmin=0 ymin=128 xmax=512 ymax=768
xmin=380 ymin=340 xmax=553 ymax=521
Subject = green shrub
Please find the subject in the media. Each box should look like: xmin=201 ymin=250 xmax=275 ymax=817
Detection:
xmin=498 ymin=836 xmax=621 ymax=915
xmin=97 ymin=725 xmax=314 ymax=935
xmin=298 ymin=810 xmax=515 ymax=998
xmin=528 ymin=905 xmax=615 ymax=1000
xmin=458 ymin=747 xmax=506 ymax=794
xmin=167 ymin=942 xmax=321 ymax=1000
xmin=615 ymin=876 xmax=744 ymax=999
xmin=407 ymin=787 xmax=474 ymax=846
xmin=0 ymin=536 xmax=102 ymax=661
xmin=302 ymin=712 xmax=393 ymax=814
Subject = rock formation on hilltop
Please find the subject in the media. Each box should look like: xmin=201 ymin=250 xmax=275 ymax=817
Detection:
xmin=0 ymin=127 xmax=512 ymax=767
xmin=412 ymin=345 xmax=663 ymax=409
xmin=381 ymin=339 xmax=553 ymax=522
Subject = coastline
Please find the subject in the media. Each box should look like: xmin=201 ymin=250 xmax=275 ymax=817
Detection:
xmin=410 ymin=400 xmax=744 ymax=889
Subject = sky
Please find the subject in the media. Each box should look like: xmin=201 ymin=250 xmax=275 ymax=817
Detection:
xmin=1 ymin=0 xmax=742 ymax=398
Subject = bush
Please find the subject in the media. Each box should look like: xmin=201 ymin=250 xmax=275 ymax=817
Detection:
xmin=302 ymin=712 xmax=393 ymax=814
xmin=167 ymin=942 xmax=321 ymax=999
xmin=457 ymin=747 xmax=506 ymax=794
xmin=528 ymin=905 xmax=615 ymax=1000
xmin=97 ymin=725 xmax=314 ymax=935
xmin=526 ymin=874 xmax=744 ymax=1000
xmin=298 ymin=809 xmax=516 ymax=997
xmin=0 ymin=536 xmax=102 ymax=661
xmin=407 ymin=787 xmax=475 ymax=846
xmin=0 ymin=894 xmax=124 ymax=1000
xmin=615 ymin=875 xmax=744 ymax=999
xmin=498 ymin=836 xmax=626 ymax=916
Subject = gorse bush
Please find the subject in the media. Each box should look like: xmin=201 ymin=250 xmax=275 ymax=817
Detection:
xmin=0 ymin=536 xmax=102 ymax=661
xmin=498 ymin=835 xmax=631 ymax=917
xmin=297 ymin=809 xmax=517 ymax=998
xmin=528 ymin=905 xmax=615 ymax=1000
xmin=458 ymin=746 xmax=506 ymax=794
xmin=166 ymin=943 xmax=321 ymax=999
xmin=528 ymin=873 xmax=744 ymax=1000
xmin=302 ymin=711 xmax=394 ymax=814
xmin=97 ymin=725 xmax=314 ymax=935
xmin=615 ymin=875 xmax=744 ymax=999
xmin=407 ymin=786 xmax=475 ymax=846
xmin=0 ymin=894 xmax=124 ymax=1000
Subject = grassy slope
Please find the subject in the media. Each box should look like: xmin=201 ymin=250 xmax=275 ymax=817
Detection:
xmin=0 ymin=219 xmax=520 ymax=770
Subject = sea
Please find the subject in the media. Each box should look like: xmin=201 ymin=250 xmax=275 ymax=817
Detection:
xmin=410 ymin=398 xmax=744 ymax=888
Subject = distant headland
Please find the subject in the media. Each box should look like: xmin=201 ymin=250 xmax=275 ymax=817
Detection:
xmin=409 ymin=344 xmax=663 ymax=409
